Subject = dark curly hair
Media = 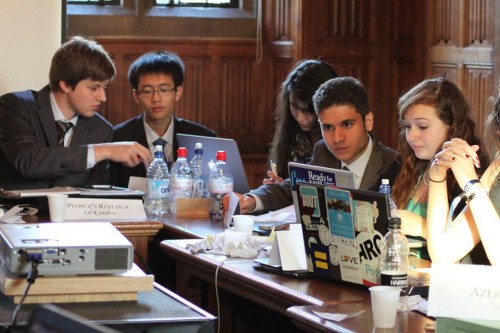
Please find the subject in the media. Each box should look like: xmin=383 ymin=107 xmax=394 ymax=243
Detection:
xmin=269 ymin=59 xmax=337 ymax=178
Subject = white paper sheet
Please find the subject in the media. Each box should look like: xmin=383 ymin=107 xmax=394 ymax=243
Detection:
xmin=254 ymin=204 xmax=296 ymax=223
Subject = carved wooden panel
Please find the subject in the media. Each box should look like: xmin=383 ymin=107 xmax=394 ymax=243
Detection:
xmin=433 ymin=0 xmax=459 ymax=46
xmin=273 ymin=0 xmax=292 ymax=42
xmin=313 ymin=0 xmax=370 ymax=44
xmin=221 ymin=60 xmax=253 ymax=132
xmin=432 ymin=64 xmax=459 ymax=83
xmin=426 ymin=0 xmax=496 ymax=144
xmin=465 ymin=66 xmax=494 ymax=137
xmin=177 ymin=57 xmax=211 ymax=126
xmin=466 ymin=0 xmax=494 ymax=47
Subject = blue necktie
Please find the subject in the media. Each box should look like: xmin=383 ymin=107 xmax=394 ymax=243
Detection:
xmin=153 ymin=138 xmax=167 ymax=150
xmin=152 ymin=138 xmax=168 ymax=166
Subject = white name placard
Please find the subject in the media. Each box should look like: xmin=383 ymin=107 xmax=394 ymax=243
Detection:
xmin=269 ymin=224 xmax=308 ymax=271
xmin=428 ymin=263 xmax=500 ymax=320
xmin=64 ymin=197 xmax=147 ymax=220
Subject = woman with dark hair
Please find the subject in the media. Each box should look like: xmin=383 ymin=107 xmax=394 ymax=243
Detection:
xmin=426 ymin=82 xmax=500 ymax=266
xmin=391 ymin=78 xmax=488 ymax=256
xmin=265 ymin=59 xmax=337 ymax=183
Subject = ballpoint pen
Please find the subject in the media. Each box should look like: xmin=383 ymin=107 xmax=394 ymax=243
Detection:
xmin=269 ymin=160 xmax=278 ymax=175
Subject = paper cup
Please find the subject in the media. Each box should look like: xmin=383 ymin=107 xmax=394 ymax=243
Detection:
xmin=369 ymin=286 xmax=400 ymax=329
xmin=232 ymin=215 xmax=255 ymax=236
xmin=47 ymin=194 xmax=68 ymax=222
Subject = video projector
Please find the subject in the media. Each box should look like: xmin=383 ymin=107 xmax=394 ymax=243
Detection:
xmin=0 ymin=222 xmax=133 ymax=276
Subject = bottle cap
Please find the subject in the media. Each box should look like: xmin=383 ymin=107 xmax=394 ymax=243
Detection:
xmin=154 ymin=145 xmax=163 ymax=152
xmin=195 ymin=142 xmax=202 ymax=150
xmin=381 ymin=179 xmax=389 ymax=185
xmin=177 ymin=147 xmax=188 ymax=158
xmin=216 ymin=150 xmax=227 ymax=161
xmin=388 ymin=217 xmax=401 ymax=229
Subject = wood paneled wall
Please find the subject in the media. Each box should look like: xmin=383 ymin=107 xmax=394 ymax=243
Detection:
xmin=97 ymin=40 xmax=273 ymax=188
xmin=426 ymin=0 xmax=497 ymax=139
xmin=68 ymin=0 xmax=498 ymax=188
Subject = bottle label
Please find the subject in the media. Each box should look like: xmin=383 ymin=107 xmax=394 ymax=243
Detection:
xmin=148 ymin=179 xmax=170 ymax=199
xmin=380 ymin=271 xmax=408 ymax=296
xmin=170 ymin=178 xmax=193 ymax=190
xmin=209 ymin=179 xmax=233 ymax=193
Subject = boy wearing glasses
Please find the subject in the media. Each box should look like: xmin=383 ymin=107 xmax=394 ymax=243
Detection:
xmin=0 ymin=36 xmax=152 ymax=191
xmin=110 ymin=51 xmax=215 ymax=187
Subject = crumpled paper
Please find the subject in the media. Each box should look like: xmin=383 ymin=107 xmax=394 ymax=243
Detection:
xmin=186 ymin=230 xmax=274 ymax=258
xmin=0 ymin=205 xmax=38 ymax=223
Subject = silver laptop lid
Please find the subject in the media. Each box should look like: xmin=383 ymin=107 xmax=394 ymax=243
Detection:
xmin=176 ymin=134 xmax=250 ymax=194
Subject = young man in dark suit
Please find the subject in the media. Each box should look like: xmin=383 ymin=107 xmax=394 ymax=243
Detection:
xmin=110 ymin=51 xmax=215 ymax=188
xmin=228 ymin=76 xmax=401 ymax=214
xmin=0 ymin=36 xmax=152 ymax=190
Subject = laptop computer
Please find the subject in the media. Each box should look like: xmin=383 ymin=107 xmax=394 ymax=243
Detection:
xmin=176 ymin=134 xmax=250 ymax=194
xmin=295 ymin=182 xmax=391 ymax=287
xmin=288 ymin=162 xmax=356 ymax=220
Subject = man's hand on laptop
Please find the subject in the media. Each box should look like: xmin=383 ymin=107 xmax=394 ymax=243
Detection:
xmin=222 ymin=193 xmax=256 ymax=215
xmin=262 ymin=171 xmax=284 ymax=185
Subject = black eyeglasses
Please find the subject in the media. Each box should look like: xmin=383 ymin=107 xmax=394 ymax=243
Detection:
xmin=137 ymin=86 xmax=176 ymax=99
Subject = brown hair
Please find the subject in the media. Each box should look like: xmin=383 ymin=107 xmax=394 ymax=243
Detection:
xmin=392 ymin=77 xmax=486 ymax=207
xmin=49 ymin=36 xmax=115 ymax=92
xmin=485 ymin=83 xmax=500 ymax=162
xmin=269 ymin=59 xmax=337 ymax=178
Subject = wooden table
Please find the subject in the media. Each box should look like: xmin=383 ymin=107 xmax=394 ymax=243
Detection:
xmin=287 ymin=303 xmax=435 ymax=333
xmin=159 ymin=215 xmax=225 ymax=239
xmin=159 ymin=238 xmax=435 ymax=333
xmin=160 ymin=239 xmax=379 ymax=333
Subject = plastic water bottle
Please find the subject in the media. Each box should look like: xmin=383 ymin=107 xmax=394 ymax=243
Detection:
xmin=209 ymin=151 xmax=233 ymax=221
xmin=190 ymin=143 xmax=209 ymax=198
xmin=144 ymin=145 xmax=170 ymax=218
xmin=169 ymin=147 xmax=193 ymax=214
xmin=379 ymin=217 xmax=409 ymax=311
xmin=379 ymin=179 xmax=399 ymax=218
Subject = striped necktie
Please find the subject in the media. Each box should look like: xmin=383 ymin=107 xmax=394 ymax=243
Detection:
xmin=55 ymin=121 xmax=73 ymax=146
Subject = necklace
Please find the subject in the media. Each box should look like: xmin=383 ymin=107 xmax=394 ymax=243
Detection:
xmin=409 ymin=171 xmax=424 ymax=203
xmin=423 ymin=168 xmax=429 ymax=186
xmin=407 ymin=166 xmax=430 ymax=213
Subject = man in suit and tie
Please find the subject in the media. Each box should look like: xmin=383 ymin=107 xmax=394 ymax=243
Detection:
xmin=109 ymin=51 xmax=215 ymax=187
xmin=0 ymin=36 xmax=152 ymax=191
xmin=228 ymin=76 xmax=401 ymax=213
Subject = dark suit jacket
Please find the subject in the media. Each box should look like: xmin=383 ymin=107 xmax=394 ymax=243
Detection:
xmin=0 ymin=86 xmax=113 ymax=190
xmin=250 ymin=135 xmax=402 ymax=213
xmin=109 ymin=113 xmax=216 ymax=187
